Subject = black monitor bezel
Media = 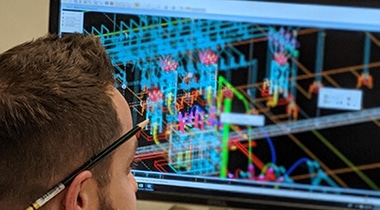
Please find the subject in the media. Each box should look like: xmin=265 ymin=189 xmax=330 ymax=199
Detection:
xmin=48 ymin=0 xmax=59 ymax=34
xmin=48 ymin=1 xmax=380 ymax=209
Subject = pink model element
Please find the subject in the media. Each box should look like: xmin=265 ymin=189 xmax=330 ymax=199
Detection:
xmin=194 ymin=110 xmax=199 ymax=129
xmin=273 ymin=52 xmax=288 ymax=65
xmin=199 ymin=49 xmax=218 ymax=65
xmin=209 ymin=107 xmax=216 ymax=126
xmin=223 ymin=87 xmax=234 ymax=99
xmin=267 ymin=27 xmax=298 ymax=65
xmin=200 ymin=112 xmax=205 ymax=130
xmin=178 ymin=112 xmax=185 ymax=134
xmin=159 ymin=56 xmax=178 ymax=72
xmin=148 ymin=87 xmax=163 ymax=102
xmin=265 ymin=167 xmax=276 ymax=181
xmin=192 ymin=109 xmax=205 ymax=130
xmin=248 ymin=164 xmax=255 ymax=179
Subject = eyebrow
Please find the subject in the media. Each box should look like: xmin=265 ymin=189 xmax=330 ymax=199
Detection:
xmin=133 ymin=137 xmax=138 ymax=152
xmin=129 ymin=137 xmax=139 ymax=164
xmin=127 ymin=136 xmax=138 ymax=163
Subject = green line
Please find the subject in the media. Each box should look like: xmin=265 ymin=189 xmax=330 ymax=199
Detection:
xmin=220 ymin=97 xmax=232 ymax=178
xmin=312 ymin=130 xmax=379 ymax=190
xmin=260 ymin=162 xmax=278 ymax=176
xmin=218 ymin=76 xmax=253 ymax=165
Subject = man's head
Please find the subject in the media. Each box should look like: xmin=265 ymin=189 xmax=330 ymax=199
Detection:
xmin=0 ymin=34 xmax=137 ymax=210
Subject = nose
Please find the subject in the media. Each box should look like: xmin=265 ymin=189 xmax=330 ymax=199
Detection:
xmin=129 ymin=173 xmax=138 ymax=193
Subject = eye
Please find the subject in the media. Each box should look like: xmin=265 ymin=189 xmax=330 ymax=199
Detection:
xmin=126 ymin=158 xmax=139 ymax=175
xmin=130 ymin=158 xmax=139 ymax=169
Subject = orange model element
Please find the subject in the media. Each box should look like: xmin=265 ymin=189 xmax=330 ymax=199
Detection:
xmin=356 ymin=72 xmax=373 ymax=89
xmin=308 ymin=81 xmax=323 ymax=98
xmin=286 ymin=95 xmax=299 ymax=120
xmin=261 ymin=78 xmax=270 ymax=97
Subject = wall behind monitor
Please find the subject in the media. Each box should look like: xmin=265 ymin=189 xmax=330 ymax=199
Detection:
xmin=0 ymin=0 xmax=49 ymax=53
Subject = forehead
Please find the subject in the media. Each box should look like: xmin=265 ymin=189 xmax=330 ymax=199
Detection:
xmin=110 ymin=87 xmax=133 ymax=133
xmin=109 ymin=87 xmax=137 ymax=161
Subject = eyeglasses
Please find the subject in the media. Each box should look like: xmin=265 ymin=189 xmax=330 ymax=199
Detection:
xmin=25 ymin=119 xmax=149 ymax=210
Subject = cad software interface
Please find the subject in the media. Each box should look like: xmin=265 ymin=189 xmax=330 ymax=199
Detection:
xmin=58 ymin=0 xmax=380 ymax=208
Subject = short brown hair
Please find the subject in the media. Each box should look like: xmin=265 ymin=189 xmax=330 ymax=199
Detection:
xmin=0 ymin=34 xmax=121 ymax=209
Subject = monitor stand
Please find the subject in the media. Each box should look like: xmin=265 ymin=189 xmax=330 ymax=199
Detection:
xmin=137 ymin=200 xmax=251 ymax=210
xmin=169 ymin=204 xmax=250 ymax=210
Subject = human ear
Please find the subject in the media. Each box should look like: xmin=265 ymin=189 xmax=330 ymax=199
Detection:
xmin=63 ymin=170 xmax=99 ymax=210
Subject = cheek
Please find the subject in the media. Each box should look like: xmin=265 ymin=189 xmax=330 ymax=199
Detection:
xmin=109 ymin=173 xmax=137 ymax=210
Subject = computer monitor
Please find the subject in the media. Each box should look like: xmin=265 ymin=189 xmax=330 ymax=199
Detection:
xmin=49 ymin=0 xmax=380 ymax=209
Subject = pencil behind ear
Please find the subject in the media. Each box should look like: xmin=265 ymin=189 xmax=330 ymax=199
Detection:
xmin=64 ymin=171 xmax=99 ymax=210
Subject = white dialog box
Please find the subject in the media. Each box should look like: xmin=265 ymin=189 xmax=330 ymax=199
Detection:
xmin=317 ymin=87 xmax=362 ymax=111
xmin=60 ymin=11 xmax=84 ymax=33
xmin=220 ymin=113 xmax=265 ymax=126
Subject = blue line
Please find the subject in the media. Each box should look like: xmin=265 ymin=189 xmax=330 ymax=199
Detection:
xmin=259 ymin=127 xmax=277 ymax=164
xmin=190 ymin=105 xmax=204 ymax=114
xmin=285 ymin=157 xmax=309 ymax=176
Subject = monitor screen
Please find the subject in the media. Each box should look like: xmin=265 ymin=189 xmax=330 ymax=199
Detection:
xmin=50 ymin=0 xmax=380 ymax=209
